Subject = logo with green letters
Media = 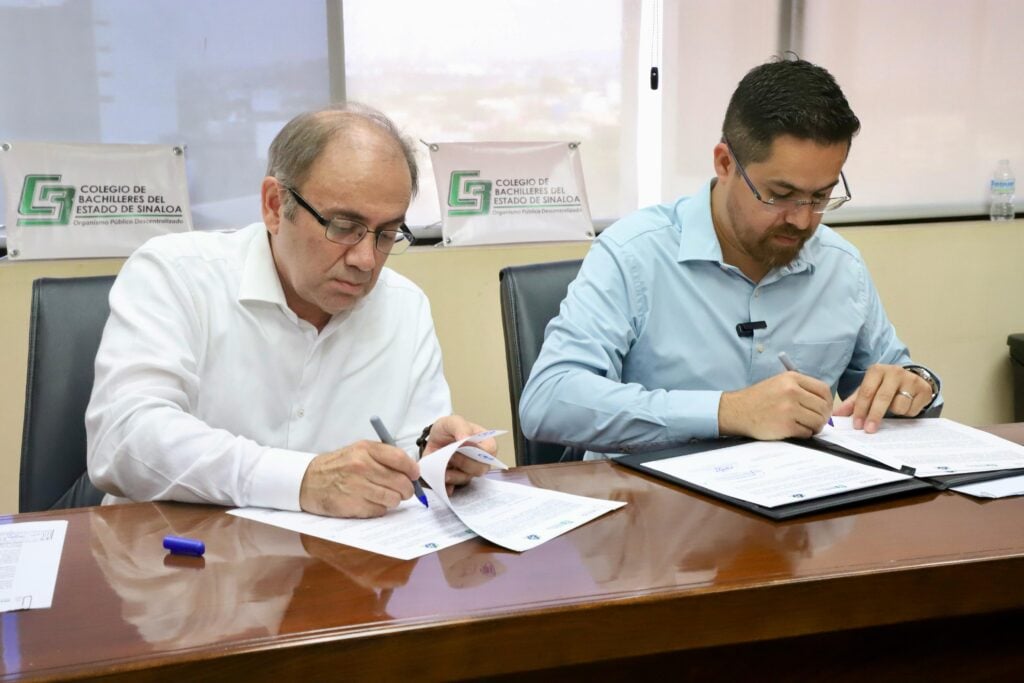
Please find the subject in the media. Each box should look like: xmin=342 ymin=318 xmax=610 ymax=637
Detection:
xmin=447 ymin=170 xmax=492 ymax=216
xmin=17 ymin=174 xmax=76 ymax=226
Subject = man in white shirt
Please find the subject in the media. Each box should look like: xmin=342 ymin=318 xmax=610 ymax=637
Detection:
xmin=87 ymin=104 xmax=495 ymax=518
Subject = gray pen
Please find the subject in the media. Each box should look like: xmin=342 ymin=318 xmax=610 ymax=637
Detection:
xmin=778 ymin=351 xmax=834 ymax=427
xmin=370 ymin=415 xmax=429 ymax=508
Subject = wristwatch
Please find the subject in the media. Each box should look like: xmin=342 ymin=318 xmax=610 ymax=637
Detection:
xmin=903 ymin=365 xmax=940 ymax=408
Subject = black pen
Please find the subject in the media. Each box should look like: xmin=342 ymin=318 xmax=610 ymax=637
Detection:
xmin=370 ymin=415 xmax=428 ymax=508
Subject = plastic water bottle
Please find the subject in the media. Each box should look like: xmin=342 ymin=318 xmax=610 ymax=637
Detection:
xmin=990 ymin=159 xmax=1016 ymax=221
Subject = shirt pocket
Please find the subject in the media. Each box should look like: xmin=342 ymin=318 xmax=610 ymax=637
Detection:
xmin=789 ymin=340 xmax=853 ymax=388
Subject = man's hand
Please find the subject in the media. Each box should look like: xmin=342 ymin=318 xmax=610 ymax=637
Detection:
xmin=833 ymin=364 xmax=933 ymax=433
xmin=299 ymin=441 xmax=418 ymax=518
xmin=422 ymin=415 xmax=498 ymax=494
xmin=719 ymin=371 xmax=833 ymax=440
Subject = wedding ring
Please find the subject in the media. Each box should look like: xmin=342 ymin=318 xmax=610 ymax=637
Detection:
xmin=897 ymin=390 xmax=915 ymax=400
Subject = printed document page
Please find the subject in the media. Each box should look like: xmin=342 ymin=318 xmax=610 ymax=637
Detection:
xmin=425 ymin=472 xmax=626 ymax=553
xmin=232 ymin=430 xmax=624 ymax=559
xmin=817 ymin=417 xmax=1024 ymax=477
xmin=0 ymin=520 xmax=68 ymax=613
xmin=230 ymin=489 xmax=476 ymax=561
xmin=641 ymin=441 xmax=910 ymax=509
xmin=418 ymin=432 xmax=624 ymax=553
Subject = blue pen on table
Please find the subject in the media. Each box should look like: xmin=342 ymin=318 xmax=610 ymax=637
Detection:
xmin=370 ymin=415 xmax=429 ymax=508
xmin=163 ymin=535 xmax=205 ymax=557
xmin=777 ymin=351 xmax=834 ymax=427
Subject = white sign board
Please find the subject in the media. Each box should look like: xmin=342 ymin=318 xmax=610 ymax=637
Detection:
xmin=1 ymin=141 xmax=192 ymax=260
xmin=429 ymin=141 xmax=593 ymax=247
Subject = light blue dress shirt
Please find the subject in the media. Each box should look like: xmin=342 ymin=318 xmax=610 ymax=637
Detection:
xmin=519 ymin=180 xmax=938 ymax=457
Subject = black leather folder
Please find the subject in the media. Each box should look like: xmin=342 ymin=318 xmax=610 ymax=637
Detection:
xmin=615 ymin=438 xmax=937 ymax=520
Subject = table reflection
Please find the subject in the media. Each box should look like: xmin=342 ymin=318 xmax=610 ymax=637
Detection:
xmin=89 ymin=505 xmax=311 ymax=648
xmin=436 ymin=541 xmax=509 ymax=589
xmin=525 ymin=465 xmax=854 ymax=591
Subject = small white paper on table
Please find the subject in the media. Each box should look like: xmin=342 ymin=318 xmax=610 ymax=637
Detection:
xmin=641 ymin=441 xmax=910 ymax=509
xmin=0 ymin=520 xmax=68 ymax=613
xmin=952 ymin=473 xmax=1024 ymax=499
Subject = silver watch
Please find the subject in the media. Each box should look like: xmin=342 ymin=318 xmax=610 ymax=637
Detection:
xmin=903 ymin=365 xmax=939 ymax=405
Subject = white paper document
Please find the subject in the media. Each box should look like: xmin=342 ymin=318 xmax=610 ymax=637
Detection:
xmin=232 ymin=430 xmax=624 ymax=559
xmin=0 ymin=520 xmax=68 ymax=613
xmin=230 ymin=489 xmax=476 ymax=560
xmin=817 ymin=417 xmax=1024 ymax=477
xmin=952 ymin=473 xmax=1024 ymax=499
xmin=430 ymin=475 xmax=625 ymax=553
xmin=642 ymin=441 xmax=911 ymax=509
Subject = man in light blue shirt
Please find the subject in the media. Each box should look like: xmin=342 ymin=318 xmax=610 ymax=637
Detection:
xmin=519 ymin=57 xmax=941 ymax=458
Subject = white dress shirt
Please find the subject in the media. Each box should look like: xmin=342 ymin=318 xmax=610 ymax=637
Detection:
xmin=86 ymin=223 xmax=451 ymax=511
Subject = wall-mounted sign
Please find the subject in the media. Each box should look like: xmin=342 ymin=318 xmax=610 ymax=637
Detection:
xmin=1 ymin=141 xmax=191 ymax=260
xmin=429 ymin=141 xmax=593 ymax=247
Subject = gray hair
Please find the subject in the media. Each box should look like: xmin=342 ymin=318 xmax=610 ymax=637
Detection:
xmin=266 ymin=103 xmax=419 ymax=220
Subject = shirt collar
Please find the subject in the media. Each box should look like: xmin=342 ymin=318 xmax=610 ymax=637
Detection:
xmin=674 ymin=179 xmax=817 ymax=276
xmin=237 ymin=222 xmax=364 ymax=333
xmin=676 ymin=180 xmax=725 ymax=264
xmin=238 ymin=222 xmax=289 ymax=307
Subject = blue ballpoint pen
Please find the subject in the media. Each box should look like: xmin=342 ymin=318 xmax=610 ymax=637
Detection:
xmin=778 ymin=351 xmax=834 ymax=427
xmin=370 ymin=415 xmax=429 ymax=508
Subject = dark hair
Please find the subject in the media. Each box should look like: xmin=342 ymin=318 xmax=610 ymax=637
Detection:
xmin=722 ymin=56 xmax=861 ymax=165
xmin=266 ymin=103 xmax=418 ymax=220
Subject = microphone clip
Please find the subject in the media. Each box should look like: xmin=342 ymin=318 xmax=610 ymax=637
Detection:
xmin=736 ymin=320 xmax=767 ymax=337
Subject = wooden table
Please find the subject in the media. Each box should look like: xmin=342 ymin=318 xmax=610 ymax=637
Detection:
xmin=4 ymin=424 xmax=1024 ymax=682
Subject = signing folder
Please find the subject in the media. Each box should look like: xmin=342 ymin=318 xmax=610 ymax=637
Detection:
xmin=616 ymin=438 xmax=934 ymax=520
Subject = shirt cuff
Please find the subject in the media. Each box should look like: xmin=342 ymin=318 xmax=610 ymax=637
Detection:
xmin=247 ymin=448 xmax=319 ymax=511
xmin=667 ymin=389 xmax=723 ymax=441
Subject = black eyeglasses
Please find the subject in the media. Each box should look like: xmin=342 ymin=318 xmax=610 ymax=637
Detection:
xmin=724 ymin=137 xmax=852 ymax=214
xmin=283 ymin=185 xmax=415 ymax=255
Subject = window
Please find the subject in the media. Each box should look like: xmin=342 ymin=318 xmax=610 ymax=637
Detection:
xmin=0 ymin=0 xmax=331 ymax=230
xmin=659 ymin=0 xmax=1024 ymax=223
xmin=343 ymin=0 xmax=629 ymax=226
xmin=658 ymin=1 xmax=780 ymax=204
xmin=801 ymin=0 xmax=1024 ymax=221
xmin=2 ymin=0 xmax=1020 ymax=238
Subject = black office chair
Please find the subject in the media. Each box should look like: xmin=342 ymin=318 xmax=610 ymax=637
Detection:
xmin=20 ymin=276 xmax=115 ymax=512
xmin=499 ymin=259 xmax=583 ymax=466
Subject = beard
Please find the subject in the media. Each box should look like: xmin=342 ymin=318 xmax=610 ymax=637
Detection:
xmin=718 ymin=184 xmax=819 ymax=274
xmin=750 ymin=224 xmax=812 ymax=269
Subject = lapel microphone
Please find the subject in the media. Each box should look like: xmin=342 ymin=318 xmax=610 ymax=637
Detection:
xmin=736 ymin=321 xmax=767 ymax=337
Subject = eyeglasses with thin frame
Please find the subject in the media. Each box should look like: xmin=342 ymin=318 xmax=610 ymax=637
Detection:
xmin=283 ymin=184 xmax=416 ymax=255
xmin=723 ymin=137 xmax=852 ymax=214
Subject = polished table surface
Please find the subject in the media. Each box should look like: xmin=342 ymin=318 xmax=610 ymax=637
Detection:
xmin=4 ymin=424 xmax=1024 ymax=681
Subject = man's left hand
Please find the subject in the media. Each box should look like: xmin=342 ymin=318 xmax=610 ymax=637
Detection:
xmin=833 ymin=364 xmax=933 ymax=433
xmin=422 ymin=415 xmax=498 ymax=494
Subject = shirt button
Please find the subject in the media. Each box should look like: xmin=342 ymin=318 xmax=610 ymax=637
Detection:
xmin=754 ymin=289 xmax=760 ymax=298
xmin=756 ymin=344 xmax=765 ymax=353
xmin=297 ymin=408 xmax=305 ymax=418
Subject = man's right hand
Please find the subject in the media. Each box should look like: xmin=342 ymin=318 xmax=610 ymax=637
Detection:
xmin=299 ymin=441 xmax=419 ymax=518
xmin=718 ymin=371 xmax=833 ymax=440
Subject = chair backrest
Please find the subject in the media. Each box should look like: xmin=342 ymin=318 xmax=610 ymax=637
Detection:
xmin=20 ymin=276 xmax=115 ymax=512
xmin=499 ymin=259 xmax=583 ymax=466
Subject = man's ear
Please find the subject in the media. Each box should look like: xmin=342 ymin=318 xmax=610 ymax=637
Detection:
xmin=261 ymin=177 xmax=283 ymax=234
xmin=712 ymin=142 xmax=733 ymax=181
